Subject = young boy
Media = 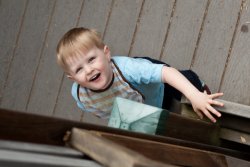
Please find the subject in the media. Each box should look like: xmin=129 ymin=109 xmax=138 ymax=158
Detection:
xmin=56 ymin=27 xmax=224 ymax=123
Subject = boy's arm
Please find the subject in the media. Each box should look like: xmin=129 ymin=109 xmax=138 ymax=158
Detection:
xmin=161 ymin=66 xmax=224 ymax=123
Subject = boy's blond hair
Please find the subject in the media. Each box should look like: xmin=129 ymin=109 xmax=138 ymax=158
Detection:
xmin=56 ymin=27 xmax=104 ymax=72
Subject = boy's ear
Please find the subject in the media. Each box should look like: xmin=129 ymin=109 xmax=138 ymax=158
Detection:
xmin=104 ymin=45 xmax=111 ymax=60
xmin=66 ymin=74 xmax=73 ymax=80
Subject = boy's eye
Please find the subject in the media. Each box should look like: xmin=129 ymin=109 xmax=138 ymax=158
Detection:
xmin=76 ymin=67 xmax=82 ymax=74
xmin=88 ymin=56 xmax=96 ymax=63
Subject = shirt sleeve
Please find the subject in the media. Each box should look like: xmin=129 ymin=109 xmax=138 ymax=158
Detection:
xmin=113 ymin=56 xmax=164 ymax=84
xmin=71 ymin=82 xmax=85 ymax=110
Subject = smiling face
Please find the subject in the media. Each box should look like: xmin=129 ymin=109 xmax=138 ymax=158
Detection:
xmin=66 ymin=45 xmax=113 ymax=91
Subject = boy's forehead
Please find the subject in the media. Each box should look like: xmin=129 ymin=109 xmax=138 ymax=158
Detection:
xmin=65 ymin=47 xmax=95 ymax=64
xmin=70 ymin=47 xmax=90 ymax=59
xmin=66 ymin=51 xmax=85 ymax=65
xmin=74 ymin=45 xmax=98 ymax=55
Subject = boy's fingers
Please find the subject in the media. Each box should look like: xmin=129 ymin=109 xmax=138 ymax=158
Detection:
xmin=208 ymin=99 xmax=224 ymax=107
xmin=214 ymin=100 xmax=224 ymax=107
xmin=203 ymin=110 xmax=215 ymax=122
xmin=194 ymin=109 xmax=203 ymax=119
xmin=206 ymin=105 xmax=221 ymax=117
xmin=209 ymin=92 xmax=223 ymax=99
xmin=202 ymin=109 xmax=216 ymax=123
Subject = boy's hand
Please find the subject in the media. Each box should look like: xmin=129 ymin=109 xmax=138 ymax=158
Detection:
xmin=190 ymin=92 xmax=224 ymax=123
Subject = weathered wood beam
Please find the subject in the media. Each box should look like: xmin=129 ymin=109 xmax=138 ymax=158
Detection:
xmin=88 ymin=130 xmax=250 ymax=167
xmin=165 ymin=113 xmax=220 ymax=145
xmin=66 ymin=128 xmax=176 ymax=167
xmin=0 ymin=148 xmax=101 ymax=167
xmin=0 ymin=139 xmax=83 ymax=158
xmin=180 ymin=98 xmax=250 ymax=134
xmin=219 ymin=114 xmax=250 ymax=134
xmin=220 ymin=128 xmax=250 ymax=146
xmin=181 ymin=97 xmax=250 ymax=119
xmin=0 ymin=108 xmax=249 ymax=160
xmin=215 ymin=99 xmax=250 ymax=119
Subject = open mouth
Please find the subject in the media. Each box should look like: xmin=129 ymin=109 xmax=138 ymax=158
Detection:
xmin=89 ymin=73 xmax=101 ymax=82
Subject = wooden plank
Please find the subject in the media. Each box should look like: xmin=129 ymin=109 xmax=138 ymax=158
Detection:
xmin=0 ymin=140 xmax=83 ymax=157
xmin=180 ymin=103 xmax=250 ymax=134
xmin=0 ymin=108 xmax=249 ymax=160
xmin=216 ymin=99 xmax=250 ymax=119
xmin=77 ymin=0 xmax=112 ymax=35
xmin=178 ymin=102 xmax=250 ymax=135
xmin=0 ymin=149 xmax=102 ymax=167
xmin=0 ymin=0 xmax=27 ymax=102
xmin=26 ymin=0 xmax=83 ymax=118
xmin=54 ymin=78 xmax=83 ymax=121
xmin=129 ymin=0 xmax=174 ymax=59
xmin=220 ymin=128 xmax=250 ymax=146
xmin=81 ymin=112 xmax=108 ymax=126
xmin=226 ymin=156 xmax=250 ymax=167
xmin=180 ymin=97 xmax=250 ymax=134
xmin=220 ymin=0 xmax=250 ymax=105
xmin=165 ymin=113 xmax=220 ymax=146
xmin=90 ymin=131 xmax=250 ymax=167
xmin=103 ymin=0 xmax=143 ymax=56
xmin=181 ymin=97 xmax=250 ymax=119
xmin=219 ymin=114 xmax=250 ymax=135
xmin=0 ymin=0 xmax=55 ymax=111
xmin=67 ymin=128 xmax=175 ymax=167
xmin=161 ymin=0 xmax=207 ymax=69
xmin=0 ymin=108 xmax=113 ymax=146
xmin=191 ymin=0 xmax=241 ymax=93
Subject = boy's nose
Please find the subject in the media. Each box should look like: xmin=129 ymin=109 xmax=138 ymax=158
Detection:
xmin=84 ymin=65 xmax=93 ymax=74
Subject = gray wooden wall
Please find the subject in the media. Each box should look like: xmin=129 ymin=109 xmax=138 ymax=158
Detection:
xmin=1 ymin=0 xmax=250 ymax=125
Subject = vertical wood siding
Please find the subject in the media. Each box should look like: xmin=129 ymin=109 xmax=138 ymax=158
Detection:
xmin=103 ymin=0 xmax=143 ymax=55
xmin=129 ymin=0 xmax=175 ymax=59
xmin=0 ymin=0 xmax=27 ymax=103
xmin=161 ymin=0 xmax=208 ymax=70
xmin=220 ymin=0 xmax=250 ymax=104
xmin=191 ymin=0 xmax=241 ymax=93
xmin=1 ymin=0 xmax=55 ymax=111
xmin=0 ymin=0 xmax=249 ymax=124
xmin=27 ymin=0 xmax=83 ymax=118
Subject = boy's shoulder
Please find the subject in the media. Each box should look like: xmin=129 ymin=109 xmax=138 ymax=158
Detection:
xmin=112 ymin=56 xmax=152 ymax=67
xmin=112 ymin=56 xmax=163 ymax=82
xmin=71 ymin=82 xmax=79 ymax=101
xmin=112 ymin=56 xmax=132 ymax=63
xmin=112 ymin=56 xmax=134 ymax=70
xmin=112 ymin=56 xmax=164 ymax=68
xmin=71 ymin=82 xmax=85 ymax=109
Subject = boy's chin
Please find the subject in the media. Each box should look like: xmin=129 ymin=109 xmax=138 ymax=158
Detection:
xmin=89 ymin=83 xmax=108 ymax=91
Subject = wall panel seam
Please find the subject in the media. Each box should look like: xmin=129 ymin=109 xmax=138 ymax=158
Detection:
xmin=189 ymin=0 xmax=211 ymax=69
xmin=218 ymin=0 xmax=244 ymax=92
xmin=102 ymin=0 xmax=115 ymax=41
xmin=159 ymin=0 xmax=177 ymax=61
xmin=128 ymin=0 xmax=145 ymax=57
xmin=76 ymin=0 xmax=85 ymax=27
xmin=0 ymin=0 xmax=29 ymax=105
xmin=25 ymin=0 xmax=57 ymax=112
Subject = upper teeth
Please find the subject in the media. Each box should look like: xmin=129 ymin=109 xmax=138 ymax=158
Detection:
xmin=90 ymin=74 xmax=98 ymax=81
